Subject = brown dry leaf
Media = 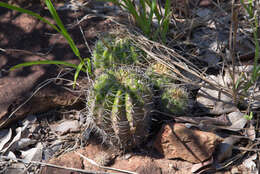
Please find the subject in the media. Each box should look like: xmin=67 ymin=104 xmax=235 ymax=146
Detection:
xmin=0 ymin=129 xmax=12 ymax=152
xmin=245 ymin=121 xmax=256 ymax=141
xmin=227 ymin=111 xmax=247 ymax=131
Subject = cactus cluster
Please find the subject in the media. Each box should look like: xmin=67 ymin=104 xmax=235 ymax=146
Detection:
xmin=83 ymin=34 xmax=189 ymax=150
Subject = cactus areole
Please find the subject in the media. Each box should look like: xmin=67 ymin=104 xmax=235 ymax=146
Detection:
xmin=86 ymin=69 xmax=153 ymax=150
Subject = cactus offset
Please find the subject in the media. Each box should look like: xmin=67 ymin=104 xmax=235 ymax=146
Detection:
xmin=93 ymin=34 xmax=142 ymax=74
xmin=160 ymin=87 xmax=189 ymax=114
xmin=146 ymin=62 xmax=175 ymax=88
xmin=86 ymin=68 xmax=153 ymax=150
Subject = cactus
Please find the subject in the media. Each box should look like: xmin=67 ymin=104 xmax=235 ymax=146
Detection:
xmin=160 ymin=87 xmax=189 ymax=114
xmin=83 ymin=35 xmax=191 ymax=151
xmin=146 ymin=62 xmax=175 ymax=88
xmin=93 ymin=34 xmax=142 ymax=74
xmin=86 ymin=68 xmax=153 ymax=150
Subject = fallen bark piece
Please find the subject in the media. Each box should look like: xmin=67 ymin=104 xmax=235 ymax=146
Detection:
xmin=154 ymin=123 xmax=222 ymax=163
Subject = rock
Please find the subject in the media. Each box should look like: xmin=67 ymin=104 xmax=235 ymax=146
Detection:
xmin=0 ymin=74 xmax=85 ymax=129
xmin=111 ymin=156 xmax=157 ymax=173
xmin=51 ymin=120 xmax=80 ymax=135
xmin=153 ymin=123 xmax=222 ymax=163
xmin=40 ymin=149 xmax=84 ymax=174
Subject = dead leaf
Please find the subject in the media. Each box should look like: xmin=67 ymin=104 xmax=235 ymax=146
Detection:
xmin=0 ymin=128 xmax=12 ymax=151
xmin=227 ymin=111 xmax=247 ymax=131
xmin=21 ymin=142 xmax=43 ymax=162
xmin=245 ymin=121 xmax=256 ymax=141
xmin=242 ymin=154 xmax=258 ymax=174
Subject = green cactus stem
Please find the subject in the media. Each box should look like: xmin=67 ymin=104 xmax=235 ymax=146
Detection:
xmin=86 ymin=68 xmax=153 ymax=150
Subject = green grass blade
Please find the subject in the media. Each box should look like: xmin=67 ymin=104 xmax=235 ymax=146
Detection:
xmin=85 ymin=58 xmax=92 ymax=75
xmin=160 ymin=0 xmax=171 ymax=42
xmin=145 ymin=0 xmax=161 ymax=21
xmin=0 ymin=2 xmax=60 ymax=32
xmin=235 ymin=74 xmax=243 ymax=89
xmin=161 ymin=13 xmax=171 ymax=42
xmin=148 ymin=0 xmax=156 ymax=26
xmin=73 ymin=61 xmax=84 ymax=88
xmin=139 ymin=0 xmax=147 ymax=21
xmin=240 ymin=0 xmax=253 ymax=17
xmin=45 ymin=0 xmax=80 ymax=59
xmin=164 ymin=0 xmax=171 ymax=17
xmin=123 ymin=0 xmax=148 ymax=35
xmin=9 ymin=60 xmax=85 ymax=72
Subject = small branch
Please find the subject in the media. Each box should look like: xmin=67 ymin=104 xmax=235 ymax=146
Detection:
xmin=76 ymin=152 xmax=138 ymax=174
xmin=0 ymin=155 xmax=112 ymax=174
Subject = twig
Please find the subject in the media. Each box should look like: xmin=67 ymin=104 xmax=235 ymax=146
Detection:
xmin=77 ymin=17 xmax=92 ymax=55
xmin=0 ymin=155 xmax=113 ymax=174
xmin=76 ymin=152 xmax=138 ymax=174
xmin=233 ymin=146 xmax=260 ymax=152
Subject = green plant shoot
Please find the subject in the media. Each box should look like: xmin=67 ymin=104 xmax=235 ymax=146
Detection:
xmin=106 ymin=0 xmax=171 ymax=42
